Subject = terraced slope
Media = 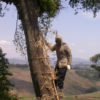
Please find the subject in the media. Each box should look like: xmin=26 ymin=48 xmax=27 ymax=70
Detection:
xmin=8 ymin=67 xmax=100 ymax=97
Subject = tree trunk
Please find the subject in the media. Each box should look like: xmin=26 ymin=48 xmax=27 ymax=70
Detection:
xmin=18 ymin=0 xmax=57 ymax=99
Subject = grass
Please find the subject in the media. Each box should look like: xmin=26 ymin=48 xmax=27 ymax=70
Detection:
xmin=17 ymin=91 xmax=100 ymax=100
xmin=25 ymin=91 xmax=100 ymax=100
xmin=18 ymin=97 xmax=36 ymax=100
xmin=80 ymin=91 xmax=100 ymax=98
xmin=16 ymin=88 xmax=100 ymax=100
xmin=62 ymin=97 xmax=100 ymax=100
xmin=17 ymin=97 xmax=100 ymax=100
xmin=66 ymin=91 xmax=100 ymax=100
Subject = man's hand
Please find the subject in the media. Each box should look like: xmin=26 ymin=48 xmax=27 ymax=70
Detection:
xmin=67 ymin=65 xmax=71 ymax=70
xmin=43 ymin=39 xmax=52 ymax=49
xmin=40 ymin=33 xmax=49 ymax=46
xmin=43 ymin=38 xmax=49 ymax=46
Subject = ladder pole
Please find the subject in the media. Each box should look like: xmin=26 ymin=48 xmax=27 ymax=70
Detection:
xmin=43 ymin=40 xmax=59 ymax=100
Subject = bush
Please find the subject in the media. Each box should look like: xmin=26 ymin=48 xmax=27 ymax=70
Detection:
xmin=0 ymin=48 xmax=18 ymax=100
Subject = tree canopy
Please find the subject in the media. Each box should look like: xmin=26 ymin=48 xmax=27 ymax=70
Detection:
xmin=90 ymin=54 xmax=100 ymax=78
xmin=0 ymin=0 xmax=61 ymax=17
xmin=1 ymin=0 xmax=100 ymax=29
xmin=69 ymin=0 xmax=100 ymax=17
xmin=1 ymin=0 xmax=100 ymax=18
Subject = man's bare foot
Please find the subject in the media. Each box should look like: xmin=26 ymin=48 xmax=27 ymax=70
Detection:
xmin=59 ymin=92 xmax=65 ymax=99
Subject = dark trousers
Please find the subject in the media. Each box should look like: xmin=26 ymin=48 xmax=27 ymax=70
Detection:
xmin=55 ymin=65 xmax=67 ymax=89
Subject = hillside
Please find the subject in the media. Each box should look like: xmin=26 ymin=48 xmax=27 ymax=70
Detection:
xmin=64 ymin=70 xmax=100 ymax=95
xmin=9 ymin=67 xmax=35 ymax=97
xmin=8 ymin=67 xmax=100 ymax=98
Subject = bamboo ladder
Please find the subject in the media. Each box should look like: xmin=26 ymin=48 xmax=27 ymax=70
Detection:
xmin=41 ymin=34 xmax=59 ymax=100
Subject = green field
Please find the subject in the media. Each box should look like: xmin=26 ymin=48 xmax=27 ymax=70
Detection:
xmin=62 ymin=97 xmax=100 ymax=100
xmin=18 ymin=91 xmax=100 ymax=100
xmin=18 ymin=97 xmax=36 ymax=100
xmin=18 ymin=97 xmax=100 ymax=100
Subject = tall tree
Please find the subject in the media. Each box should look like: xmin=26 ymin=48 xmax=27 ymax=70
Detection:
xmin=0 ymin=0 xmax=62 ymax=100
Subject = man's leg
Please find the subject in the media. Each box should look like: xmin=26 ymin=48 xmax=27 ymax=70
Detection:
xmin=60 ymin=89 xmax=63 ymax=93
xmin=54 ymin=63 xmax=59 ymax=88
xmin=57 ymin=67 xmax=67 ymax=97
xmin=60 ymin=89 xmax=63 ymax=95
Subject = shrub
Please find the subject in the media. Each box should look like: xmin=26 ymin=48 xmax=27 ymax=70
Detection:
xmin=0 ymin=48 xmax=18 ymax=100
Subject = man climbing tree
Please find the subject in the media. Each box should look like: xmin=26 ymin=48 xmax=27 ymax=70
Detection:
xmin=45 ymin=35 xmax=72 ymax=97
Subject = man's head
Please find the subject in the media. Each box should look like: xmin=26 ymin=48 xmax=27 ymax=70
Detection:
xmin=55 ymin=35 xmax=62 ymax=47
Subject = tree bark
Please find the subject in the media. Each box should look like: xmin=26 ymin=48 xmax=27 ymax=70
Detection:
xmin=18 ymin=0 xmax=56 ymax=99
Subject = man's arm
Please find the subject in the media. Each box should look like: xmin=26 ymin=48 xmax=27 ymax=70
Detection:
xmin=45 ymin=40 xmax=56 ymax=51
xmin=47 ymin=43 xmax=56 ymax=51
xmin=41 ymin=33 xmax=56 ymax=51
xmin=65 ymin=44 xmax=72 ymax=65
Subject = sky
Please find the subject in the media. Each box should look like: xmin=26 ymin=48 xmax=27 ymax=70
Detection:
xmin=0 ymin=2 xmax=100 ymax=60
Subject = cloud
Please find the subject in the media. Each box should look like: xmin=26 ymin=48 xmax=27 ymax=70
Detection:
xmin=82 ymin=12 xmax=100 ymax=19
xmin=5 ymin=36 xmax=13 ymax=39
xmin=0 ymin=40 xmax=11 ymax=45
xmin=93 ymin=50 xmax=96 ymax=52
xmin=1 ymin=46 xmax=21 ymax=58
xmin=70 ymin=43 xmax=75 ymax=46
xmin=78 ymin=50 xmax=86 ymax=53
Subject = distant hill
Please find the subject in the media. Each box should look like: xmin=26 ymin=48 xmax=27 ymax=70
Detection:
xmin=72 ymin=57 xmax=90 ymax=63
xmin=49 ymin=57 xmax=91 ymax=66
xmin=8 ymin=58 xmax=28 ymax=64
xmin=8 ymin=57 xmax=90 ymax=65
